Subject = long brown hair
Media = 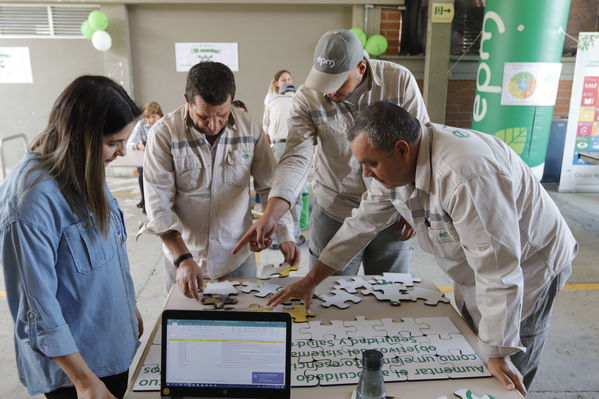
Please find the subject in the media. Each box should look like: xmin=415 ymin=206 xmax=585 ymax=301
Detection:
xmin=29 ymin=75 xmax=141 ymax=235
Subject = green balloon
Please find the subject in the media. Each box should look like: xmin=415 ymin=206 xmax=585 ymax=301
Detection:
xmin=80 ymin=20 xmax=94 ymax=39
xmin=349 ymin=28 xmax=367 ymax=47
xmin=88 ymin=10 xmax=109 ymax=31
xmin=365 ymin=34 xmax=388 ymax=56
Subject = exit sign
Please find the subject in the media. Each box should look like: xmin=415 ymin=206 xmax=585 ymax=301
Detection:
xmin=432 ymin=2 xmax=454 ymax=23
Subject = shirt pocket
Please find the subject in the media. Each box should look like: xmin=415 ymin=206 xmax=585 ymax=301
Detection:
xmin=225 ymin=149 xmax=251 ymax=188
xmin=63 ymin=221 xmax=115 ymax=274
xmin=315 ymin=120 xmax=352 ymax=159
xmin=173 ymin=156 xmax=204 ymax=192
xmin=426 ymin=222 xmax=463 ymax=260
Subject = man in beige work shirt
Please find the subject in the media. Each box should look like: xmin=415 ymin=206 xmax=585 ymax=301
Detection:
xmin=142 ymin=62 xmax=298 ymax=298
xmin=268 ymin=102 xmax=576 ymax=396
xmin=236 ymin=29 xmax=429 ymax=274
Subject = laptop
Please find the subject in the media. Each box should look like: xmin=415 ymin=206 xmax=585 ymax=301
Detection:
xmin=161 ymin=309 xmax=292 ymax=399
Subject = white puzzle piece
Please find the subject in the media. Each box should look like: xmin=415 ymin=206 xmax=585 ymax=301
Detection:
xmin=371 ymin=283 xmax=413 ymax=303
xmin=297 ymin=320 xmax=354 ymax=340
xmin=259 ymin=262 xmax=298 ymax=279
xmin=202 ymin=280 xmax=240 ymax=296
xmin=343 ymin=316 xmax=387 ymax=338
xmin=407 ymin=286 xmax=451 ymax=305
xmin=334 ymin=277 xmax=373 ymax=293
xmin=427 ymin=333 xmax=478 ymax=356
xmin=415 ymin=317 xmax=460 ymax=339
xmin=239 ymin=281 xmax=281 ymax=297
xmin=374 ymin=272 xmax=422 ymax=286
xmin=317 ymin=289 xmax=362 ymax=309
xmin=373 ymin=317 xmax=427 ymax=337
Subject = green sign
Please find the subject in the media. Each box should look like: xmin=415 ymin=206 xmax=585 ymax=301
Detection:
xmin=471 ymin=0 xmax=571 ymax=172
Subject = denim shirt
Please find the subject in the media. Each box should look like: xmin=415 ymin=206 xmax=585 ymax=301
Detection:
xmin=0 ymin=152 xmax=139 ymax=395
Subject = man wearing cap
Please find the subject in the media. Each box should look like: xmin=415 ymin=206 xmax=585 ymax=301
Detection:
xmin=263 ymin=82 xmax=305 ymax=247
xmin=235 ymin=29 xmax=429 ymax=277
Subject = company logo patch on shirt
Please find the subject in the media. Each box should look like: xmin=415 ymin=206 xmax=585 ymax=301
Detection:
xmin=436 ymin=229 xmax=458 ymax=243
xmin=241 ymin=153 xmax=250 ymax=159
xmin=452 ymin=129 xmax=471 ymax=138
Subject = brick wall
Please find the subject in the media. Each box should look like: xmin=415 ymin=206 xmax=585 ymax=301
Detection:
xmin=443 ymin=80 xmax=574 ymax=128
xmin=380 ymin=8 xmax=402 ymax=56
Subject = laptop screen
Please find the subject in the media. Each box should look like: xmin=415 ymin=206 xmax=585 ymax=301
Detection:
xmin=161 ymin=310 xmax=291 ymax=398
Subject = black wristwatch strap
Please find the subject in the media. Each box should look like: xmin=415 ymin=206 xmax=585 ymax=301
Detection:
xmin=173 ymin=253 xmax=193 ymax=268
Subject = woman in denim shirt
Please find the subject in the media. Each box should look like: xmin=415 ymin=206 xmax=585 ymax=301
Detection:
xmin=0 ymin=76 xmax=143 ymax=398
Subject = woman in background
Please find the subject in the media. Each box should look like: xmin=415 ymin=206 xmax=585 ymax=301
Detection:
xmin=0 ymin=75 xmax=143 ymax=399
xmin=127 ymin=101 xmax=163 ymax=214
xmin=264 ymin=69 xmax=292 ymax=106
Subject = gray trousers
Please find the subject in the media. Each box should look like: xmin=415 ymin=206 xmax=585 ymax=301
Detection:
xmin=308 ymin=204 xmax=412 ymax=275
xmin=163 ymin=253 xmax=257 ymax=293
xmin=461 ymin=264 xmax=572 ymax=389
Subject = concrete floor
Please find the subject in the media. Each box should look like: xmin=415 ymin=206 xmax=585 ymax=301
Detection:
xmin=0 ymin=175 xmax=598 ymax=398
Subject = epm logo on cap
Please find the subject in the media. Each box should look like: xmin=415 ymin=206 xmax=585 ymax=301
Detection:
xmin=316 ymin=57 xmax=336 ymax=68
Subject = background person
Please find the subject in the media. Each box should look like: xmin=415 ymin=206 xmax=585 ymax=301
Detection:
xmin=268 ymin=102 xmax=577 ymax=396
xmin=263 ymin=82 xmax=305 ymax=247
xmin=0 ymin=75 xmax=143 ymax=399
xmin=264 ymin=69 xmax=292 ymax=106
xmin=127 ymin=101 xmax=164 ymax=214
xmin=141 ymin=62 xmax=298 ymax=299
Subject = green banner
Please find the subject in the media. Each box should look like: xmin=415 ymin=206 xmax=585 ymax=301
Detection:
xmin=471 ymin=0 xmax=571 ymax=174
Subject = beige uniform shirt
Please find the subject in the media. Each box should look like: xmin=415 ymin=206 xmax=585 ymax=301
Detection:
xmin=270 ymin=59 xmax=430 ymax=221
xmin=142 ymin=106 xmax=293 ymax=279
xmin=321 ymin=123 xmax=577 ymax=361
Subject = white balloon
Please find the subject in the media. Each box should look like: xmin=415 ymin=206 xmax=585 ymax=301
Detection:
xmin=91 ymin=30 xmax=112 ymax=51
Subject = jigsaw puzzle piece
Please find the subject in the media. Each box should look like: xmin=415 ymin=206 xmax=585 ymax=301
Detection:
xmin=371 ymin=284 xmax=413 ymax=304
xmin=202 ymin=280 xmax=240 ymax=296
xmin=334 ymin=277 xmax=373 ymax=293
xmin=427 ymin=333 xmax=478 ymax=356
xmin=389 ymin=358 xmax=449 ymax=381
xmin=200 ymin=294 xmax=238 ymax=310
xmin=291 ymin=358 xmax=319 ymax=387
xmin=298 ymin=320 xmax=354 ymax=340
xmin=437 ymin=358 xmax=492 ymax=379
xmin=343 ymin=316 xmax=387 ymax=338
xmin=414 ymin=316 xmax=460 ymax=339
xmin=259 ymin=263 xmax=299 ymax=279
xmin=454 ymin=389 xmax=496 ymax=399
xmin=374 ymin=272 xmax=422 ymax=286
xmin=373 ymin=317 xmax=427 ymax=337
xmin=317 ymin=289 xmax=362 ymax=309
xmin=277 ymin=304 xmax=316 ymax=323
xmin=305 ymin=356 xmax=362 ymax=386
xmin=239 ymin=281 xmax=281 ymax=297
xmin=407 ymin=286 xmax=451 ymax=305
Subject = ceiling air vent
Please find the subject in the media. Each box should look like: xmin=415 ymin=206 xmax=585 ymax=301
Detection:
xmin=0 ymin=4 xmax=98 ymax=38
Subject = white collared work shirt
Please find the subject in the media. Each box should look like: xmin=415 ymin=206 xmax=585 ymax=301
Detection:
xmin=321 ymin=123 xmax=577 ymax=361
xmin=142 ymin=106 xmax=293 ymax=279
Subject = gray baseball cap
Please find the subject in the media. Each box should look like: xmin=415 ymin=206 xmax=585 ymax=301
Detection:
xmin=305 ymin=29 xmax=364 ymax=94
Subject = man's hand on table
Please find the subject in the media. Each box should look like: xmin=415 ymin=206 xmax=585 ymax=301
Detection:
xmin=267 ymin=261 xmax=337 ymax=312
xmin=279 ymin=241 xmax=301 ymax=266
xmin=486 ymin=357 xmax=527 ymax=396
xmin=176 ymin=258 xmax=204 ymax=301
xmin=266 ymin=277 xmax=317 ymax=312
